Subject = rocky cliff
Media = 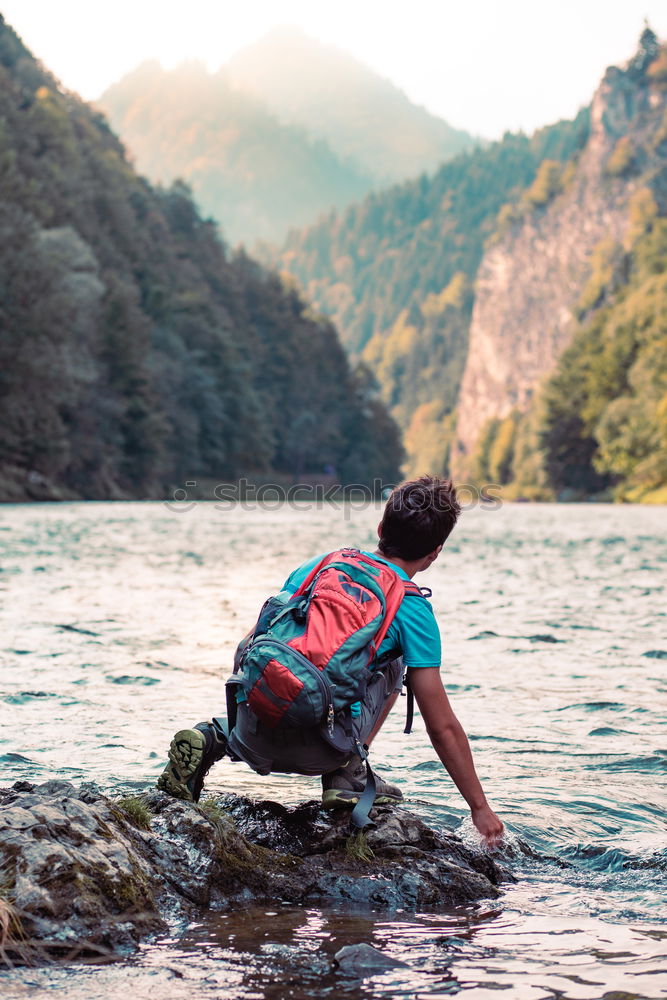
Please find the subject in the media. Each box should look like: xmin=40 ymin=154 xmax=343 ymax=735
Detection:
xmin=453 ymin=36 xmax=666 ymax=473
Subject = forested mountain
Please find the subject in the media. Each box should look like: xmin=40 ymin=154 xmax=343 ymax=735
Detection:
xmin=226 ymin=26 xmax=476 ymax=185
xmin=97 ymin=60 xmax=374 ymax=245
xmin=269 ymin=114 xmax=589 ymax=355
xmin=268 ymin=29 xmax=667 ymax=501
xmin=0 ymin=15 xmax=403 ymax=502
xmin=264 ymin=111 xmax=590 ymax=473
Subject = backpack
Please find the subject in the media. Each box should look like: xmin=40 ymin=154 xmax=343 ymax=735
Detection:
xmin=225 ymin=548 xmax=427 ymax=826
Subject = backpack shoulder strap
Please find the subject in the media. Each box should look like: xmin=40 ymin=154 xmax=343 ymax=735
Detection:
xmin=403 ymin=580 xmax=432 ymax=598
xmin=293 ymin=551 xmax=338 ymax=597
xmin=403 ymin=673 xmax=415 ymax=736
xmin=292 ymin=547 xmax=367 ymax=598
xmin=398 ymin=581 xmax=431 ymax=736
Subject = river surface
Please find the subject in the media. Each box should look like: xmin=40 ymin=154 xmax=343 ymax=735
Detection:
xmin=1 ymin=500 xmax=666 ymax=999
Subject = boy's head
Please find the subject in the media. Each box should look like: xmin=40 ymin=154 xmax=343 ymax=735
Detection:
xmin=378 ymin=476 xmax=461 ymax=561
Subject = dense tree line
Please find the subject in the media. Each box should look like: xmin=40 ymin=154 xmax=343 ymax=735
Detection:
xmin=0 ymin=17 xmax=403 ymax=501
xmin=362 ymin=272 xmax=472 ymax=476
xmin=539 ymin=195 xmax=667 ymax=501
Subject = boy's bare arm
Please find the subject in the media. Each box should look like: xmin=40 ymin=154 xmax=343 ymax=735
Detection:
xmin=408 ymin=667 xmax=504 ymax=846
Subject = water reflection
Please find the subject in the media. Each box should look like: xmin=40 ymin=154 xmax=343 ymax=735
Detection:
xmin=3 ymin=904 xmax=663 ymax=999
xmin=167 ymin=905 xmax=667 ymax=999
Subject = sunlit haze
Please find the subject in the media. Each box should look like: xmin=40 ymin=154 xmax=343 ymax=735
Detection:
xmin=1 ymin=0 xmax=666 ymax=138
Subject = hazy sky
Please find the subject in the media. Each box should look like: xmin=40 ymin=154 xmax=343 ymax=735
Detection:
xmin=2 ymin=0 xmax=665 ymax=138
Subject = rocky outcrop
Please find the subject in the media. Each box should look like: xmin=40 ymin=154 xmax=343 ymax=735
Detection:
xmin=0 ymin=780 xmax=508 ymax=965
xmin=453 ymin=42 xmax=666 ymax=470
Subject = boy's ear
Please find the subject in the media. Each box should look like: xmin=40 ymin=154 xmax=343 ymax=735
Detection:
xmin=423 ymin=544 xmax=443 ymax=567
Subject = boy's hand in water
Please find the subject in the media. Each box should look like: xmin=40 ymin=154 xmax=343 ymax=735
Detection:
xmin=409 ymin=671 xmax=505 ymax=848
xmin=471 ymin=804 xmax=504 ymax=847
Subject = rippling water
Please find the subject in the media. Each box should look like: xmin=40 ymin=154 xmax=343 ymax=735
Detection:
xmin=1 ymin=500 xmax=666 ymax=998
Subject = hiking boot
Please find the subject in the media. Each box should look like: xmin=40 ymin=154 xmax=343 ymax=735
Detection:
xmin=157 ymin=721 xmax=227 ymax=802
xmin=321 ymin=754 xmax=403 ymax=810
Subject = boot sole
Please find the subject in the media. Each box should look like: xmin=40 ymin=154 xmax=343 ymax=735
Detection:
xmin=156 ymin=729 xmax=206 ymax=802
xmin=321 ymin=788 xmax=403 ymax=810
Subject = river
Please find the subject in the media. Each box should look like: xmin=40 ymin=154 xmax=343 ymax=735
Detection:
xmin=1 ymin=499 xmax=666 ymax=998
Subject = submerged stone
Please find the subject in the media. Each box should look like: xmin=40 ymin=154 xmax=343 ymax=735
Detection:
xmin=0 ymin=781 xmax=508 ymax=966
xmin=334 ymin=942 xmax=407 ymax=977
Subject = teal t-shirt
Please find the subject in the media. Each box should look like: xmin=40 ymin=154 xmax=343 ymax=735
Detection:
xmin=282 ymin=550 xmax=441 ymax=670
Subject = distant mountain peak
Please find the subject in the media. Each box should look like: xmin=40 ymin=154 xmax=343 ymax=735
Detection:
xmin=98 ymin=60 xmax=375 ymax=244
xmin=226 ymin=28 xmax=476 ymax=184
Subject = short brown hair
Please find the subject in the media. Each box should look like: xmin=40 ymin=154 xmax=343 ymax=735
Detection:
xmin=378 ymin=476 xmax=461 ymax=560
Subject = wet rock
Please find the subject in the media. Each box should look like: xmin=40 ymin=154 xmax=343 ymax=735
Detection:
xmin=334 ymin=942 xmax=407 ymax=978
xmin=0 ymin=782 xmax=507 ymax=966
xmin=78 ymin=781 xmax=104 ymax=804
xmin=219 ymin=795 xmax=325 ymax=855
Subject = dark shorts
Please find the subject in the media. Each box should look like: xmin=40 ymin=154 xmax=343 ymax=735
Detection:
xmin=227 ymin=657 xmax=404 ymax=776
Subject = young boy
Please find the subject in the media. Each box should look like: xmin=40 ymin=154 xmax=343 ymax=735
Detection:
xmin=158 ymin=476 xmax=504 ymax=846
